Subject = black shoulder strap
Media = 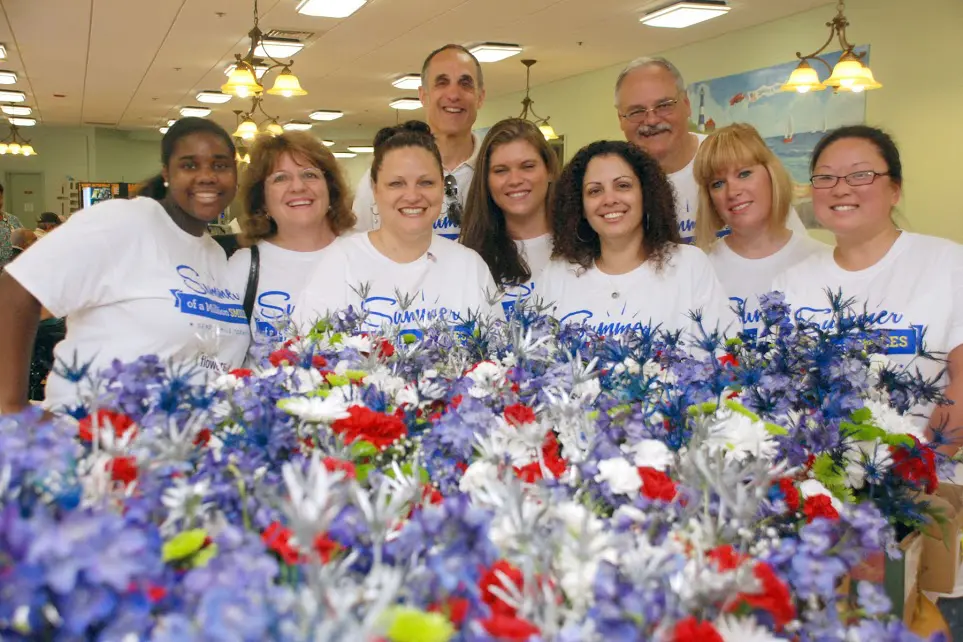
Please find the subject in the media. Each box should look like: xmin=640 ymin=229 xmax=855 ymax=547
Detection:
xmin=243 ymin=245 xmax=260 ymax=322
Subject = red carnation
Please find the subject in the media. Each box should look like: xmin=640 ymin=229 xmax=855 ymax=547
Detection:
xmin=323 ymin=457 xmax=357 ymax=479
xmin=313 ymin=532 xmax=340 ymax=563
xmin=735 ymin=562 xmax=796 ymax=630
xmin=708 ymin=544 xmax=746 ymax=572
xmin=638 ymin=467 xmax=677 ymax=502
xmin=262 ymin=521 xmax=300 ymax=565
xmin=514 ymin=433 xmax=567 ymax=482
xmin=803 ymin=494 xmax=839 ymax=523
xmin=311 ymin=355 xmax=328 ymax=369
xmin=777 ymin=478 xmax=800 ymax=511
xmin=147 ymin=585 xmax=167 ymax=603
xmin=480 ymin=560 xmax=524 ymax=617
xmin=330 ymin=406 xmax=407 ymax=450
xmin=229 ymin=368 xmax=254 ymax=378
xmin=428 ymin=597 xmax=470 ymax=627
xmin=106 ymin=456 xmax=138 ymax=486
xmin=268 ymin=348 xmax=299 ymax=367
xmin=377 ymin=339 xmax=395 ymax=358
xmin=504 ymin=404 xmax=537 ymax=427
xmin=78 ymin=409 xmax=136 ymax=443
xmin=718 ymin=353 xmax=739 ymax=367
xmin=890 ymin=435 xmax=939 ymax=493
xmin=673 ymin=617 xmax=723 ymax=642
xmin=479 ymin=614 xmax=540 ymax=641
xmin=193 ymin=428 xmax=212 ymax=447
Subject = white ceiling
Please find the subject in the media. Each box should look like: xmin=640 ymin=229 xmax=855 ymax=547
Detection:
xmin=0 ymin=0 xmax=829 ymax=144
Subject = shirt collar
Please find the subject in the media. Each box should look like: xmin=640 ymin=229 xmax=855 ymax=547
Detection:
xmin=448 ymin=133 xmax=481 ymax=174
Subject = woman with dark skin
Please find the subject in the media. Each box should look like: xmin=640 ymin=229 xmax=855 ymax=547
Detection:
xmin=0 ymin=117 xmax=250 ymax=413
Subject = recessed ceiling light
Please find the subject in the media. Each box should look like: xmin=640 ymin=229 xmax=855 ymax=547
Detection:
xmin=180 ymin=106 xmax=212 ymax=117
xmin=322 ymin=140 xmax=334 ymax=146
xmin=8 ymin=116 xmax=35 ymax=126
xmin=309 ymin=109 xmax=344 ymax=121
xmin=159 ymin=126 xmax=169 ymax=134
xmin=296 ymin=0 xmax=366 ymax=18
xmin=0 ymin=90 xmax=25 ymax=102
xmin=332 ymin=151 xmax=357 ymax=158
xmin=1 ymin=104 xmax=30 ymax=116
xmin=196 ymin=90 xmax=232 ymax=104
xmin=389 ymin=97 xmax=422 ymax=110
xmin=167 ymin=119 xmax=177 ymax=126
xmin=225 ymin=63 xmax=269 ymax=79
xmin=0 ymin=45 xmax=7 ymax=60
xmin=0 ymin=70 xmax=17 ymax=84
xmin=468 ymin=43 xmax=523 ymax=63
xmin=282 ymin=120 xmax=313 ymax=131
xmin=347 ymin=145 xmax=374 ymax=153
xmin=640 ymin=1 xmax=730 ymax=28
xmin=392 ymin=74 xmax=422 ymax=90
xmin=254 ymin=38 xmax=304 ymax=59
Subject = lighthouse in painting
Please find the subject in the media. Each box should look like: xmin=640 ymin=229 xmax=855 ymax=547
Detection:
xmin=697 ymin=86 xmax=706 ymax=133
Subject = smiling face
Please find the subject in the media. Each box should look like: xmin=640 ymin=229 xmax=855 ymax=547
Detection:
xmin=707 ymin=163 xmax=773 ymax=235
xmin=418 ymin=48 xmax=485 ymax=138
xmin=373 ymin=146 xmax=444 ymax=238
xmin=812 ymin=137 xmax=900 ymax=240
xmin=582 ymin=154 xmax=644 ymax=244
xmin=162 ymin=132 xmax=237 ymax=223
xmin=263 ymin=151 xmax=331 ymax=233
xmin=487 ymin=139 xmax=550 ymax=231
xmin=616 ymin=65 xmax=691 ymax=165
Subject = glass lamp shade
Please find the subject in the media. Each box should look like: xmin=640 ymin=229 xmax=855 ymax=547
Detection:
xmin=0 ymin=143 xmax=8 ymax=154
xmin=7 ymin=142 xmax=21 ymax=154
xmin=233 ymin=118 xmax=259 ymax=140
xmin=824 ymin=53 xmax=867 ymax=88
xmin=538 ymin=122 xmax=558 ymax=140
xmin=780 ymin=61 xmax=826 ymax=93
xmin=264 ymin=121 xmax=284 ymax=136
xmin=20 ymin=144 xmax=35 ymax=156
xmin=267 ymin=69 xmax=307 ymax=97
xmin=848 ymin=64 xmax=883 ymax=92
xmin=222 ymin=64 xmax=263 ymax=97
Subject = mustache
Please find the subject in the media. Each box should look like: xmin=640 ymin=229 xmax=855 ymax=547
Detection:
xmin=636 ymin=123 xmax=671 ymax=137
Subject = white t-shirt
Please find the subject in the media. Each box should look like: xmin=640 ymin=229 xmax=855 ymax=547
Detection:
xmin=540 ymin=243 xmax=734 ymax=340
xmin=773 ymin=232 xmax=963 ymax=386
xmin=709 ymin=231 xmax=827 ymax=337
xmin=501 ymin=233 xmax=553 ymax=314
xmin=351 ymin=134 xmax=481 ymax=240
xmin=5 ymin=197 xmax=250 ymax=409
xmin=671 ymin=133 xmax=807 ymax=244
xmin=227 ymin=240 xmax=327 ymax=339
xmin=295 ymin=232 xmax=502 ymax=335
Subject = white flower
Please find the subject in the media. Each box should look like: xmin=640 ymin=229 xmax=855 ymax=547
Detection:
xmin=799 ymin=479 xmax=843 ymax=511
xmin=704 ymin=411 xmax=778 ymax=461
xmin=715 ymin=615 xmax=783 ymax=642
xmin=572 ymin=378 xmax=601 ymax=404
xmin=278 ymin=395 xmax=351 ymax=423
xmin=465 ymin=361 xmax=506 ymax=398
xmin=394 ymin=383 xmax=420 ymax=409
xmin=624 ymin=439 xmax=673 ymax=471
xmin=489 ymin=417 xmax=549 ymax=466
xmin=595 ymin=457 xmax=642 ymax=495
xmin=211 ymin=372 xmax=243 ymax=391
xmin=341 ymin=335 xmax=372 ymax=354
xmin=459 ymin=461 xmax=499 ymax=495
xmin=864 ymin=399 xmax=927 ymax=441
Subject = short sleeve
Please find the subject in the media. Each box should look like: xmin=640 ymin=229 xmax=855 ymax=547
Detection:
xmin=351 ymin=169 xmax=376 ymax=233
xmin=949 ymin=244 xmax=963 ymax=350
xmin=4 ymin=202 xmax=135 ymax=317
xmin=294 ymin=243 xmax=349 ymax=331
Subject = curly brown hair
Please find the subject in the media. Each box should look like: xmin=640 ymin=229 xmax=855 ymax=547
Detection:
xmin=238 ymin=131 xmax=355 ymax=246
xmin=551 ymin=140 xmax=680 ymax=271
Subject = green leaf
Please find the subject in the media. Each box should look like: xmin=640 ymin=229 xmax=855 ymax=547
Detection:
xmin=325 ymin=374 xmax=350 ymax=387
xmin=842 ymin=421 xmax=885 ymax=442
xmin=386 ymin=607 xmax=455 ymax=642
xmin=351 ymin=440 xmax=379 ymax=458
xmin=162 ymin=529 xmax=208 ymax=563
xmin=402 ymin=333 xmax=418 ymax=345
xmin=850 ymin=407 xmax=873 ymax=424
xmin=811 ymin=454 xmax=854 ymax=503
xmin=356 ymin=464 xmax=374 ymax=483
xmin=345 ymin=370 xmax=368 ymax=382
xmin=725 ymin=337 xmax=744 ymax=347
xmin=192 ymin=543 xmax=219 ymax=568
xmin=723 ymin=399 xmax=761 ymax=422
xmin=879 ymin=433 xmax=915 ymax=448
xmin=764 ymin=422 xmax=788 ymax=436
xmin=688 ymin=401 xmax=719 ymax=417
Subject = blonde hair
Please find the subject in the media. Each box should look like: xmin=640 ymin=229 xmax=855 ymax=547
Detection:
xmin=693 ymin=123 xmax=793 ymax=250
xmin=238 ymin=131 xmax=356 ymax=246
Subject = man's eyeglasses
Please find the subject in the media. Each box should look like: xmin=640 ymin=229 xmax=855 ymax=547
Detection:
xmin=619 ymin=97 xmax=680 ymax=124
xmin=444 ymin=174 xmax=463 ymax=222
xmin=809 ymin=170 xmax=890 ymax=189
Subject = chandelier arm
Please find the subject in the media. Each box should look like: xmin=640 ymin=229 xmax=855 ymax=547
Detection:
xmin=798 ymin=54 xmax=835 ymax=75
xmin=797 ymin=25 xmax=839 ymax=63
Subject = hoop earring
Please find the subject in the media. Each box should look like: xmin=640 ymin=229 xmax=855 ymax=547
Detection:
xmin=575 ymin=222 xmax=592 ymax=243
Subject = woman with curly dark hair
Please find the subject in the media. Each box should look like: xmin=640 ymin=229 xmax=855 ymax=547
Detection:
xmin=541 ymin=140 xmax=731 ymax=338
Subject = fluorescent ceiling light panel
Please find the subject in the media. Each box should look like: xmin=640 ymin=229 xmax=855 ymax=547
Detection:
xmin=254 ymin=38 xmax=304 ymax=59
xmin=180 ymin=106 xmax=212 ymax=117
xmin=322 ymin=140 xmax=334 ymax=146
xmin=388 ymin=97 xmax=421 ymax=110
xmin=392 ymin=74 xmax=422 ymax=90
xmin=309 ymin=109 xmax=344 ymax=121
xmin=9 ymin=117 xmax=36 ymax=126
xmin=168 ymin=119 xmax=177 ymax=126
xmin=347 ymin=145 xmax=374 ymax=153
xmin=332 ymin=151 xmax=357 ymax=158
xmin=0 ymin=90 xmax=25 ymax=102
xmin=225 ymin=63 xmax=269 ymax=79
xmin=0 ymin=70 xmax=17 ymax=84
xmin=0 ymin=45 xmax=7 ymax=60
xmin=468 ymin=43 xmax=523 ymax=63
xmin=1 ymin=104 xmax=30 ymax=116
xmin=640 ymin=1 xmax=730 ymax=28
xmin=196 ymin=90 xmax=232 ymax=104
xmin=282 ymin=120 xmax=313 ymax=131
xmin=159 ymin=127 xmax=169 ymax=134
xmin=296 ymin=0 xmax=367 ymax=18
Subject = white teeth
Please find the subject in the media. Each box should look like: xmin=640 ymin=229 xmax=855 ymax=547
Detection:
xmin=831 ymin=205 xmax=858 ymax=211
xmin=506 ymin=191 xmax=530 ymax=199
xmin=400 ymin=208 xmax=424 ymax=216
xmin=602 ymin=212 xmax=624 ymax=220
xmin=194 ymin=193 xmax=219 ymax=203
xmin=443 ymin=107 xmax=463 ymax=113
xmin=730 ymin=202 xmax=751 ymax=212
xmin=287 ymin=200 xmax=312 ymax=207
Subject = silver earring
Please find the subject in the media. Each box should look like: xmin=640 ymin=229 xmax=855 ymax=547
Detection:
xmin=163 ymin=181 xmax=169 ymax=187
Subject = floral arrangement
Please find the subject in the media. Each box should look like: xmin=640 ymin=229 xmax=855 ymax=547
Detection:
xmin=0 ymin=294 xmax=951 ymax=641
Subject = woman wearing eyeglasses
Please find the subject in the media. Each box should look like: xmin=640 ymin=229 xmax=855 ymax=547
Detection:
xmin=774 ymin=125 xmax=963 ymax=451
xmin=228 ymin=132 xmax=356 ymax=345
xmin=296 ymin=121 xmax=500 ymax=335
xmin=693 ymin=124 xmax=826 ymax=337
xmin=460 ymin=119 xmax=559 ymax=315
xmin=541 ymin=140 xmax=732 ymax=340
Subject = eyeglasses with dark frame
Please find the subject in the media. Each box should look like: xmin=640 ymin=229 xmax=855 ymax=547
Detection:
xmin=444 ymin=174 xmax=463 ymax=221
xmin=619 ymin=96 xmax=681 ymax=124
xmin=809 ymin=170 xmax=890 ymax=189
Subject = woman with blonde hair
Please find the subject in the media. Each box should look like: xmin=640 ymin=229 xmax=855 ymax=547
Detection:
xmin=460 ymin=118 xmax=559 ymax=313
xmin=693 ymin=123 xmax=826 ymax=336
xmin=228 ymin=131 xmax=356 ymax=341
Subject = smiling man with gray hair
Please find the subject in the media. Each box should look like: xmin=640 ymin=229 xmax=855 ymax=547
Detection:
xmin=614 ymin=56 xmax=804 ymax=243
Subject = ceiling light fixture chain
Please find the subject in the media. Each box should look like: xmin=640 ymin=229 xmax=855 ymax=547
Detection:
xmin=517 ymin=59 xmax=558 ymax=141
xmin=222 ymin=0 xmax=308 ymax=99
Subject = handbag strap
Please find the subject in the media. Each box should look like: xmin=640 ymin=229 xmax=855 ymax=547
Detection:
xmin=243 ymin=245 xmax=260 ymax=322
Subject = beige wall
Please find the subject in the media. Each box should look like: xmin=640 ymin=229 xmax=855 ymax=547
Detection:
xmin=476 ymin=0 xmax=963 ymax=242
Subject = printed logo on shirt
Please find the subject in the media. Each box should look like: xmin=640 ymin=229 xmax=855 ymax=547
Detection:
xmin=362 ymin=293 xmax=464 ymax=330
xmin=254 ymin=290 xmax=295 ymax=337
xmin=558 ymin=308 xmax=650 ymax=337
xmin=793 ymin=305 xmax=924 ymax=356
xmin=433 ymin=215 xmax=460 ymax=240
xmin=501 ymin=281 xmax=535 ymax=314
xmin=171 ymin=265 xmax=247 ymax=325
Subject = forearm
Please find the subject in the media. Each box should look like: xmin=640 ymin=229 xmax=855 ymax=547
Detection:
xmin=928 ymin=351 xmax=963 ymax=457
xmin=0 ymin=272 xmax=42 ymax=413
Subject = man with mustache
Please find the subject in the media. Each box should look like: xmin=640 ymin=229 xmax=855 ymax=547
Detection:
xmin=615 ymin=57 xmax=804 ymax=243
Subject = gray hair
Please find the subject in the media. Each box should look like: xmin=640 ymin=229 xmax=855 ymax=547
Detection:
xmin=614 ymin=56 xmax=686 ymax=106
